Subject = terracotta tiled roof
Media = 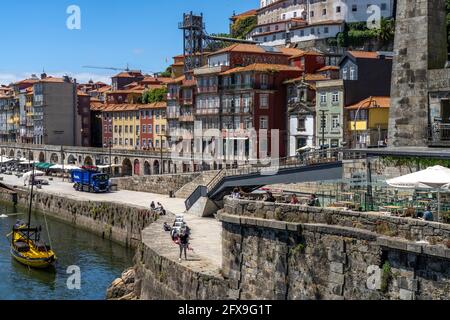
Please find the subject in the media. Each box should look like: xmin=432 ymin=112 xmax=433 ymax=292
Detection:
xmin=211 ymin=44 xmax=289 ymax=56
xmin=279 ymin=47 xmax=308 ymax=58
xmin=77 ymin=90 xmax=89 ymax=97
xmin=316 ymin=66 xmax=339 ymax=72
xmin=346 ymin=96 xmax=390 ymax=110
xmin=289 ymin=50 xmax=324 ymax=59
xmin=166 ymin=75 xmax=185 ymax=84
xmin=112 ymin=71 xmax=143 ymax=78
xmin=15 ymin=78 xmax=39 ymax=85
xmin=347 ymin=51 xmax=392 ymax=60
xmin=90 ymin=101 xmax=105 ymax=111
xmin=284 ymin=73 xmax=329 ymax=84
xmin=221 ymin=63 xmax=301 ymax=75
xmin=97 ymin=85 xmax=111 ymax=93
xmin=39 ymin=77 xmax=65 ymax=83
xmin=139 ymin=101 xmax=167 ymax=109
xmin=230 ymin=9 xmax=257 ymax=22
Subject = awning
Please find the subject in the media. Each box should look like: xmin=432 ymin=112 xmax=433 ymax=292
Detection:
xmin=386 ymin=166 xmax=450 ymax=189
xmin=35 ymin=162 xmax=55 ymax=170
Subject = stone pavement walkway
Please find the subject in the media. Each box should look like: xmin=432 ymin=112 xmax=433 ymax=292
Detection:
xmin=1 ymin=174 xmax=222 ymax=269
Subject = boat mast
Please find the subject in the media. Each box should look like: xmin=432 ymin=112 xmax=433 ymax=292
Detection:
xmin=27 ymin=150 xmax=35 ymax=241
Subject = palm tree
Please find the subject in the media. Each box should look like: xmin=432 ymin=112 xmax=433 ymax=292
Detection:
xmin=376 ymin=18 xmax=395 ymax=44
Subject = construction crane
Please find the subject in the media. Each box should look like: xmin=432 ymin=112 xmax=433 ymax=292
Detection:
xmin=82 ymin=65 xmax=160 ymax=76
xmin=179 ymin=12 xmax=260 ymax=72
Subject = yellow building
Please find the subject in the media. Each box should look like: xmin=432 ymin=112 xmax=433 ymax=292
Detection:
xmin=346 ymin=96 xmax=390 ymax=148
xmin=106 ymin=104 xmax=141 ymax=150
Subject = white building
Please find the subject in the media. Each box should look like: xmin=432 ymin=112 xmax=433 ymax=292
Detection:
xmin=248 ymin=0 xmax=395 ymax=47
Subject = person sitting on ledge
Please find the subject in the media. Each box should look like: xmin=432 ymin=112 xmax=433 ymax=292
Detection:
xmin=290 ymin=194 xmax=299 ymax=205
xmin=307 ymin=194 xmax=320 ymax=207
xmin=163 ymin=222 xmax=171 ymax=232
xmin=421 ymin=206 xmax=434 ymax=222
xmin=231 ymin=188 xmax=241 ymax=199
xmin=264 ymin=192 xmax=276 ymax=203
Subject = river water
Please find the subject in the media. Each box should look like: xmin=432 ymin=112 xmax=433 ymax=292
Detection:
xmin=0 ymin=203 xmax=134 ymax=300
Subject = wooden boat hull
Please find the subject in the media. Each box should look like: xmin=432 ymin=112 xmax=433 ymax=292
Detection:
xmin=10 ymin=247 xmax=56 ymax=269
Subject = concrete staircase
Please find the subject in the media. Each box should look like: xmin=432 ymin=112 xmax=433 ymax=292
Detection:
xmin=175 ymin=170 xmax=220 ymax=199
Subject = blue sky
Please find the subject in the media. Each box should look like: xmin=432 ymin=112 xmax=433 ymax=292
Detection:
xmin=0 ymin=0 xmax=256 ymax=84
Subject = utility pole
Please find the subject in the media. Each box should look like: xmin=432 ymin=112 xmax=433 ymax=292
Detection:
xmin=321 ymin=110 xmax=326 ymax=150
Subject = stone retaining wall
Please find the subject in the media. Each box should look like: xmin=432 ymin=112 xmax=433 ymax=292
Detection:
xmin=224 ymin=198 xmax=450 ymax=246
xmin=111 ymin=173 xmax=200 ymax=194
xmin=133 ymin=214 xmax=233 ymax=300
xmin=0 ymin=187 xmax=157 ymax=248
xmin=219 ymin=212 xmax=450 ymax=300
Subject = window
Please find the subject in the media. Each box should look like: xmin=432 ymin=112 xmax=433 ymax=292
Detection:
xmin=331 ymin=139 xmax=340 ymax=148
xmin=104 ymin=125 xmax=107 ymax=133
xmin=125 ymin=126 xmax=128 ymax=133
xmin=381 ymin=3 xmax=387 ymax=11
xmin=125 ymin=138 xmax=129 ymax=145
xmin=324 ymin=27 xmax=329 ymax=34
xmin=296 ymin=137 xmax=307 ymax=150
xmin=331 ymin=115 xmax=340 ymax=130
xmin=136 ymin=125 xmax=140 ymax=134
xmin=260 ymin=116 xmax=269 ymax=129
xmin=350 ymin=67 xmax=356 ymax=80
xmin=260 ymin=74 xmax=269 ymax=88
xmin=310 ymin=11 xmax=314 ymax=17
xmin=130 ymin=126 xmax=133 ymax=133
xmin=342 ymin=68 xmax=348 ymax=80
xmin=114 ymin=138 xmax=118 ymax=145
xmin=260 ymin=94 xmax=269 ymax=109
xmin=142 ymin=125 xmax=146 ymax=133
xmin=130 ymin=138 xmax=133 ymax=146
xmin=297 ymin=117 xmax=306 ymax=131
xmin=114 ymin=125 xmax=118 ymax=133
xmin=332 ymin=92 xmax=339 ymax=103
xmin=311 ymin=28 xmax=315 ymax=35
xmin=148 ymin=124 xmax=152 ymax=132
xmin=322 ymin=9 xmax=326 ymax=15
xmin=156 ymin=125 xmax=160 ymax=134
xmin=352 ymin=5 xmax=357 ymax=12
xmin=336 ymin=6 xmax=341 ymax=13
xmin=109 ymin=125 xmax=112 ymax=133
xmin=320 ymin=93 xmax=327 ymax=104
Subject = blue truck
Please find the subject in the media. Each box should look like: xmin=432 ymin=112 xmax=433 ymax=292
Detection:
xmin=71 ymin=169 xmax=110 ymax=193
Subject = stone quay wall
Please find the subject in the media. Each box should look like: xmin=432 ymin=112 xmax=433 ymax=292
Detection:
xmin=0 ymin=186 xmax=157 ymax=248
xmin=224 ymin=198 xmax=450 ymax=246
xmin=111 ymin=172 xmax=200 ymax=194
xmin=219 ymin=211 xmax=450 ymax=300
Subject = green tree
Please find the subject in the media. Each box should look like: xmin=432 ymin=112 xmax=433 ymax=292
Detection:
xmin=231 ymin=16 xmax=257 ymax=40
xmin=159 ymin=66 xmax=172 ymax=78
xmin=142 ymin=87 xmax=168 ymax=104
xmin=376 ymin=18 xmax=395 ymax=44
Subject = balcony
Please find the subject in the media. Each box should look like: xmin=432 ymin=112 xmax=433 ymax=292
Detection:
xmin=166 ymin=112 xmax=180 ymax=119
xmin=221 ymin=83 xmax=254 ymax=91
xmin=167 ymin=93 xmax=179 ymax=100
xmin=179 ymin=115 xmax=194 ymax=122
xmin=428 ymin=123 xmax=450 ymax=147
xmin=195 ymin=108 xmax=220 ymax=115
xmin=197 ymin=86 xmax=219 ymax=94
xmin=181 ymin=98 xmax=193 ymax=105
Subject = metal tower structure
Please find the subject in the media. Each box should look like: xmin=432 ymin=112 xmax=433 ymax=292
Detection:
xmin=179 ymin=12 xmax=259 ymax=72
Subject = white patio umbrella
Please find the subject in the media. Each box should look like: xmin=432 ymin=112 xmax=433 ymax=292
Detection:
xmin=386 ymin=165 xmax=450 ymax=221
xmin=23 ymin=170 xmax=45 ymax=182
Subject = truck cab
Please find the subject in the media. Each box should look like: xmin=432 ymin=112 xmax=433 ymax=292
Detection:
xmin=71 ymin=168 xmax=110 ymax=193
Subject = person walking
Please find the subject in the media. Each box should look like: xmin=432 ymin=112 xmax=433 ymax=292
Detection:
xmin=178 ymin=230 xmax=190 ymax=262
xmin=150 ymin=201 xmax=156 ymax=210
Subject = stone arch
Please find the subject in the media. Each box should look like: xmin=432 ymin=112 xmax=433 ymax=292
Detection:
xmin=16 ymin=150 xmax=22 ymax=159
xmin=28 ymin=152 xmax=34 ymax=161
xmin=133 ymin=159 xmax=140 ymax=176
xmin=50 ymin=153 xmax=59 ymax=164
xmin=1 ymin=149 xmax=5 ymax=156
xmin=9 ymin=150 xmax=15 ymax=158
xmin=84 ymin=156 xmax=93 ymax=166
xmin=122 ymin=158 xmax=132 ymax=177
xmin=144 ymin=161 xmax=151 ymax=175
xmin=38 ymin=152 xmax=45 ymax=163
xmin=153 ymin=160 xmax=160 ymax=174
xmin=67 ymin=154 xmax=77 ymax=165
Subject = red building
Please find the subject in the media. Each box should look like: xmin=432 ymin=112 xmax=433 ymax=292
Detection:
xmin=77 ymin=91 xmax=92 ymax=147
xmin=289 ymin=50 xmax=326 ymax=73
xmin=139 ymin=105 xmax=155 ymax=149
